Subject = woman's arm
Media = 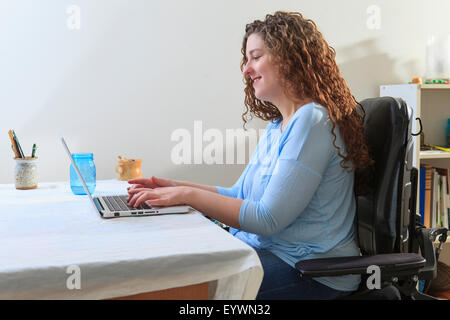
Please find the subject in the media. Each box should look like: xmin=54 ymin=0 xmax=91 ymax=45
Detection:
xmin=127 ymin=185 xmax=242 ymax=228
xmin=127 ymin=177 xmax=218 ymax=203
xmin=171 ymin=179 xmax=218 ymax=193
xmin=185 ymin=187 xmax=242 ymax=228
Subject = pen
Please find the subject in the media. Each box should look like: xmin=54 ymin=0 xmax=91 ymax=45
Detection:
xmin=12 ymin=130 xmax=25 ymax=158
xmin=31 ymin=144 xmax=37 ymax=158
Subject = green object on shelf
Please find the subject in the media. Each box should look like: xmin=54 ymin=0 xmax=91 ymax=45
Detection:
xmin=424 ymin=79 xmax=449 ymax=84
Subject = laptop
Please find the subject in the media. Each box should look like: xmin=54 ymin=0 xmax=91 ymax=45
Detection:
xmin=61 ymin=136 xmax=192 ymax=218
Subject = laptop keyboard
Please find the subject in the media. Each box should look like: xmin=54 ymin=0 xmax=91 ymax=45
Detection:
xmin=103 ymin=195 xmax=150 ymax=212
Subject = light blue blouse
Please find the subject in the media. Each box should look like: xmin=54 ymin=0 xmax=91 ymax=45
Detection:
xmin=216 ymin=102 xmax=361 ymax=292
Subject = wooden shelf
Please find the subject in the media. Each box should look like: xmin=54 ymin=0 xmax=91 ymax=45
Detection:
xmin=381 ymin=84 xmax=450 ymax=259
xmin=420 ymin=84 xmax=450 ymax=90
xmin=420 ymin=151 xmax=450 ymax=159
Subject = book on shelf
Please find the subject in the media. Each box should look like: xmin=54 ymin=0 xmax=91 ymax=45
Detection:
xmin=436 ymin=168 xmax=449 ymax=229
xmin=419 ymin=164 xmax=450 ymax=229
xmin=419 ymin=166 xmax=426 ymax=225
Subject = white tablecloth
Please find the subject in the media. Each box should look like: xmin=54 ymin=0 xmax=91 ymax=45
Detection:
xmin=0 ymin=180 xmax=263 ymax=299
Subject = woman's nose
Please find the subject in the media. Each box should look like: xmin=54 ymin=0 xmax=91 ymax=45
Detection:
xmin=243 ymin=63 xmax=252 ymax=77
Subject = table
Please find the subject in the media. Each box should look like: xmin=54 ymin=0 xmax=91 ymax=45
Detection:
xmin=0 ymin=180 xmax=263 ymax=299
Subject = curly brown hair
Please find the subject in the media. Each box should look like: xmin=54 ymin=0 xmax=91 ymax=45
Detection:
xmin=240 ymin=11 xmax=374 ymax=193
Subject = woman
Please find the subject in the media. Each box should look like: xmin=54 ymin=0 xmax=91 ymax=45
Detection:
xmin=127 ymin=11 xmax=373 ymax=300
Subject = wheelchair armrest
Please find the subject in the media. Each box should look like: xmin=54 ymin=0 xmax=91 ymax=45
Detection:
xmin=295 ymin=253 xmax=425 ymax=278
xmin=416 ymin=226 xmax=448 ymax=281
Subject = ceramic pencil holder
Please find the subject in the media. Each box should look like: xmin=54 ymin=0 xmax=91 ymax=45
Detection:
xmin=14 ymin=157 xmax=38 ymax=190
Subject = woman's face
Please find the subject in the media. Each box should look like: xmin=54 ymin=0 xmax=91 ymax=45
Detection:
xmin=243 ymin=33 xmax=283 ymax=103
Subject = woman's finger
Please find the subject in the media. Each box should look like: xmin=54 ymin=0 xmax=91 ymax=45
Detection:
xmin=134 ymin=192 xmax=157 ymax=208
xmin=127 ymin=184 xmax=147 ymax=190
xmin=127 ymin=192 xmax=137 ymax=207
xmin=128 ymin=187 xmax=151 ymax=195
xmin=128 ymin=178 xmax=150 ymax=185
xmin=128 ymin=178 xmax=157 ymax=188
xmin=128 ymin=190 xmax=151 ymax=207
xmin=127 ymin=185 xmax=145 ymax=196
xmin=127 ymin=188 xmax=146 ymax=202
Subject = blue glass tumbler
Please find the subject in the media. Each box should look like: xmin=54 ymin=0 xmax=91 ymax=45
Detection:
xmin=70 ymin=153 xmax=96 ymax=195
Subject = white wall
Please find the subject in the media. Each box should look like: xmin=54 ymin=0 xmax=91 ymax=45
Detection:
xmin=1 ymin=0 xmax=450 ymax=186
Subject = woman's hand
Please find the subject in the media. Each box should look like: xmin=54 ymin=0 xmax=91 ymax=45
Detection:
xmin=127 ymin=176 xmax=174 ymax=202
xmin=127 ymin=185 xmax=191 ymax=208
xmin=128 ymin=176 xmax=174 ymax=189
xmin=127 ymin=180 xmax=242 ymax=229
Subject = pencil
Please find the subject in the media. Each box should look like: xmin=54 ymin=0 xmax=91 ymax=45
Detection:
xmin=8 ymin=130 xmax=21 ymax=158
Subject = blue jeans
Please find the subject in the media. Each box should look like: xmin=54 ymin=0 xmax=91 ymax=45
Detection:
xmin=255 ymin=248 xmax=351 ymax=300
